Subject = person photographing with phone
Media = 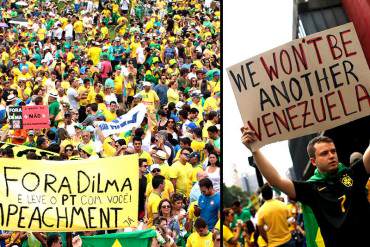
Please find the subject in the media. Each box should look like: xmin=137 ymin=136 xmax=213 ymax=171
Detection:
xmin=241 ymin=126 xmax=370 ymax=247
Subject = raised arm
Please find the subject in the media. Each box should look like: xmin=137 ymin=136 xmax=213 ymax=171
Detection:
xmin=363 ymin=144 xmax=370 ymax=174
xmin=241 ymin=126 xmax=296 ymax=199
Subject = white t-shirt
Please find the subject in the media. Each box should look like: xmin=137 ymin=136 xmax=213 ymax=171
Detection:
xmin=205 ymin=166 xmax=220 ymax=192
xmin=64 ymin=23 xmax=74 ymax=39
xmin=67 ymin=87 xmax=79 ymax=110
xmin=136 ymin=47 xmax=145 ymax=65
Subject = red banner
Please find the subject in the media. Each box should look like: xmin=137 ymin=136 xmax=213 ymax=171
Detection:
xmin=22 ymin=105 xmax=50 ymax=129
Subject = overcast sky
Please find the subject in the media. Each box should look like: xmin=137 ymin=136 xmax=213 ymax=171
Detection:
xmin=223 ymin=0 xmax=294 ymax=186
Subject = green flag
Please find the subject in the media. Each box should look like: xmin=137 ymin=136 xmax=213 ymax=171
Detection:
xmin=302 ymin=204 xmax=325 ymax=247
xmin=81 ymin=229 xmax=156 ymax=247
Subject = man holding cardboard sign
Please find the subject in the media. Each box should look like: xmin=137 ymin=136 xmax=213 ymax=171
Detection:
xmin=241 ymin=127 xmax=370 ymax=247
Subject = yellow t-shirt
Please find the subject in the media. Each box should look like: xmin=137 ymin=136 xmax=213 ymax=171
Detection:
xmin=169 ymin=161 xmax=193 ymax=197
xmin=191 ymin=140 xmax=206 ymax=161
xmin=37 ymin=28 xmax=47 ymax=41
xmin=186 ymin=231 xmax=214 ymax=247
xmin=167 ymin=88 xmax=179 ymax=103
xmin=139 ymin=151 xmax=153 ymax=165
xmin=114 ymin=74 xmax=124 ymax=94
xmin=1 ymin=51 xmax=9 ymax=65
xmin=87 ymin=90 xmax=104 ymax=104
xmin=146 ymin=192 xmax=162 ymax=227
xmin=257 ymin=199 xmax=291 ymax=247
xmin=87 ymin=46 xmax=102 ymax=65
xmin=78 ymin=86 xmax=91 ymax=106
xmin=73 ymin=20 xmax=84 ymax=33
xmin=223 ymin=225 xmax=240 ymax=247
xmin=101 ymin=26 xmax=109 ymax=39
xmin=139 ymin=90 xmax=159 ymax=113
xmin=146 ymin=163 xmax=171 ymax=183
xmin=203 ymin=97 xmax=219 ymax=114
xmin=145 ymin=179 xmax=174 ymax=200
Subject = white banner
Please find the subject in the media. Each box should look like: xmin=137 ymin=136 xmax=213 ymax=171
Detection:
xmin=96 ymin=103 xmax=147 ymax=137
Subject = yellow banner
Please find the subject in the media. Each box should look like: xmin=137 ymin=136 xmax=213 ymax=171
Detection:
xmin=0 ymin=142 xmax=59 ymax=159
xmin=0 ymin=155 xmax=139 ymax=232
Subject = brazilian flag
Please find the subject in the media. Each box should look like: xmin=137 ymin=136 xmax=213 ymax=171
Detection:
xmin=302 ymin=204 xmax=325 ymax=247
xmin=82 ymin=229 xmax=156 ymax=247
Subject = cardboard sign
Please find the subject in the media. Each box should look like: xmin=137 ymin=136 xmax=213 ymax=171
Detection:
xmin=22 ymin=105 xmax=50 ymax=129
xmin=227 ymin=23 xmax=370 ymax=150
xmin=8 ymin=106 xmax=23 ymax=129
xmin=0 ymin=155 xmax=139 ymax=232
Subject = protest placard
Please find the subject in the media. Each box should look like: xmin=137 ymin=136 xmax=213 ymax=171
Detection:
xmin=227 ymin=23 xmax=370 ymax=150
xmin=22 ymin=105 xmax=50 ymax=129
xmin=96 ymin=103 xmax=147 ymax=137
xmin=0 ymin=154 xmax=139 ymax=231
xmin=8 ymin=106 xmax=23 ymax=129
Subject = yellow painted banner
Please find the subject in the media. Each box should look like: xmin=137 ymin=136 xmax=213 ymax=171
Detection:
xmin=0 ymin=155 xmax=139 ymax=232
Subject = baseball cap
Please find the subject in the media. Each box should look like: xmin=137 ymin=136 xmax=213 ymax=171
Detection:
xmin=150 ymin=164 xmax=161 ymax=172
xmin=186 ymin=122 xmax=197 ymax=130
xmin=142 ymin=81 xmax=152 ymax=87
xmin=188 ymin=152 xmax=200 ymax=159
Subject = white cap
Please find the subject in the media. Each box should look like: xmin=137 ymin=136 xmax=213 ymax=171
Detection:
xmin=142 ymin=81 xmax=152 ymax=87
xmin=155 ymin=150 xmax=167 ymax=160
xmin=175 ymin=101 xmax=184 ymax=111
xmin=49 ymin=92 xmax=58 ymax=98
xmin=150 ymin=164 xmax=161 ymax=172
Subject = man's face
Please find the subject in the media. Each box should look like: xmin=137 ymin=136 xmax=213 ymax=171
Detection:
xmin=311 ymin=142 xmax=339 ymax=173
xmin=190 ymin=156 xmax=198 ymax=165
xmin=232 ymin=205 xmax=241 ymax=214
xmin=195 ymin=226 xmax=208 ymax=236
xmin=133 ymin=141 xmax=142 ymax=152
xmin=82 ymin=132 xmax=91 ymax=143
xmin=200 ymin=186 xmax=212 ymax=196
xmin=139 ymin=161 xmax=148 ymax=174
xmin=180 ymin=150 xmax=190 ymax=163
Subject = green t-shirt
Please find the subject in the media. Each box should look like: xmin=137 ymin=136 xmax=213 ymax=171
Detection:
xmin=48 ymin=100 xmax=60 ymax=126
xmin=231 ymin=207 xmax=252 ymax=228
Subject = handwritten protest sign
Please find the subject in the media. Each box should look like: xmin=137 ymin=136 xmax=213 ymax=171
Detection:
xmin=227 ymin=23 xmax=370 ymax=150
xmin=8 ymin=106 xmax=23 ymax=129
xmin=0 ymin=154 xmax=139 ymax=231
xmin=22 ymin=105 xmax=50 ymax=129
xmin=96 ymin=103 xmax=147 ymax=137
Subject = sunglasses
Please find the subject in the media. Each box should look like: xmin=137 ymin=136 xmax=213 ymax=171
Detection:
xmin=161 ymin=205 xmax=171 ymax=209
xmin=152 ymin=169 xmax=160 ymax=173
xmin=182 ymin=152 xmax=190 ymax=156
xmin=66 ymin=148 xmax=73 ymax=151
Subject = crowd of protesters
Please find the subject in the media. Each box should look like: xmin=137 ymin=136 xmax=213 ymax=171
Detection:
xmin=0 ymin=0 xmax=220 ymax=246
xmin=223 ymin=186 xmax=306 ymax=247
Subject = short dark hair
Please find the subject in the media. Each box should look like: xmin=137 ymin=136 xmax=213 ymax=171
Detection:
xmin=207 ymin=125 xmax=218 ymax=133
xmin=232 ymin=201 xmax=241 ymax=207
xmin=307 ymin=136 xmax=334 ymax=158
xmin=194 ymin=217 xmax=207 ymax=229
xmin=47 ymin=234 xmax=60 ymax=247
xmin=179 ymin=137 xmax=191 ymax=146
xmin=139 ymin=158 xmax=147 ymax=167
xmin=260 ymin=183 xmax=273 ymax=200
xmin=133 ymin=136 xmax=142 ymax=143
xmin=152 ymin=175 xmax=165 ymax=189
xmin=199 ymin=178 xmax=213 ymax=189
xmin=181 ymin=147 xmax=193 ymax=154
